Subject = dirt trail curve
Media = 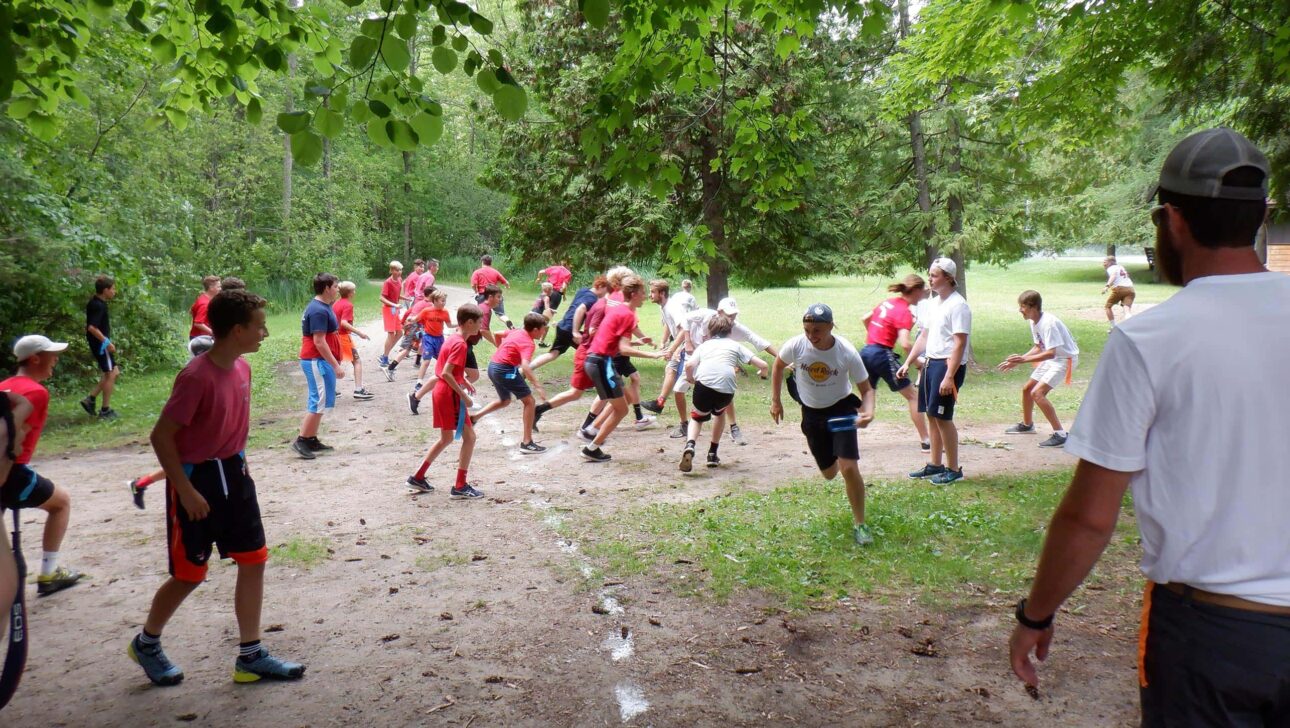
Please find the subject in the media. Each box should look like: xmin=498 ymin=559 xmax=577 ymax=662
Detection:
xmin=5 ymin=284 xmax=1138 ymax=726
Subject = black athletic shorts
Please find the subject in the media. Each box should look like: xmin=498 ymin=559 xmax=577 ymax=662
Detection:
xmin=0 ymin=464 xmax=55 ymax=509
xmin=549 ymin=289 xmax=563 ymax=312
xmin=584 ymin=354 xmax=624 ymax=401
xmin=799 ymin=395 xmax=862 ymax=471
xmin=918 ymin=358 xmax=966 ymax=421
xmin=90 ymin=342 xmax=116 ymax=372
xmin=551 ymin=326 xmax=576 ymax=355
xmin=690 ymin=382 xmax=734 ymax=421
xmin=465 ymin=344 xmax=478 ymax=371
xmin=612 ymin=354 xmax=637 ymax=378
xmin=166 ymin=453 xmax=267 ymax=583
xmin=861 ymin=344 xmax=910 ymax=392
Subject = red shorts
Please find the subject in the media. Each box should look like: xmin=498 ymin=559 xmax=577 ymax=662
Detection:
xmin=382 ymin=305 xmax=401 ymax=333
xmin=431 ymin=382 xmax=471 ymax=430
xmin=570 ymin=345 xmax=594 ymax=391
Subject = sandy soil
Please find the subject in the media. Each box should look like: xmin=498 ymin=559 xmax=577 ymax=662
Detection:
xmin=3 ymin=286 xmax=1140 ymax=726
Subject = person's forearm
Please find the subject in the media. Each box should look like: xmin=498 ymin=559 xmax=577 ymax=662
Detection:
xmin=87 ymin=325 xmax=107 ymax=342
xmin=1026 ymin=506 xmax=1119 ymax=618
xmin=313 ymin=334 xmax=340 ymax=368
xmin=945 ymin=338 xmax=966 ymax=373
xmin=195 ymin=323 xmax=213 ymax=335
xmin=770 ymin=357 xmax=786 ymax=402
xmin=858 ymin=384 xmax=875 ymax=416
xmin=151 ymin=424 xmax=198 ymax=498
xmin=341 ymin=321 xmax=360 ymax=334
xmin=1022 ymin=348 xmax=1056 ymax=364
xmin=619 ymin=343 xmax=656 ymax=358
xmin=442 ymin=366 xmax=468 ymax=399
xmin=904 ymin=332 xmax=927 ymax=367
xmin=897 ymin=329 xmax=911 ymax=353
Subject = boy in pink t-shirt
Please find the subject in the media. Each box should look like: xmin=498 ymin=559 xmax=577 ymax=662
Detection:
xmin=472 ymin=314 xmax=549 ymax=454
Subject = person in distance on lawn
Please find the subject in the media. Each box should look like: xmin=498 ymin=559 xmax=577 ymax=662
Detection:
xmin=405 ymin=304 xmax=486 ymax=499
xmin=471 ymin=254 xmax=512 ymax=326
xmin=770 ymin=304 xmax=876 ymax=546
xmin=531 ymin=276 xmax=608 ymax=371
xmin=81 ymin=275 xmax=121 ymax=420
xmin=644 ymin=279 xmax=700 ymax=441
xmin=189 ymin=275 xmax=221 ymax=339
xmin=1101 ymin=255 xmax=1135 ymax=329
xmin=292 ymin=273 xmax=345 ymax=460
xmin=378 ymin=260 xmax=403 ymax=368
xmin=861 ymin=275 xmax=931 ymax=452
xmin=472 ymin=313 xmax=550 ymax=454
xmin=679 ymin=313 xmax=768 ymax=472
xmin=333 ymin=281 xmax=373 ymax=401
xmin=535 ymin=261 xmax=572 ymax=317
xmin=997 ymin=290 xmax=1079 ymax=448
xmin=129 ymin=288 xmax=306 ymax=687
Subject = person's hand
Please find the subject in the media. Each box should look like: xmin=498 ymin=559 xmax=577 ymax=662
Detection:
xmin=462 ymin=394 xmax=475 ymax=408
xmin=997 ymin=356 xmax=1022 ymax=372
xmin=178 ymin=487 xmax=211 ymax=521
xmin=107 ymin=342 xmax=117 ymax=354
xmin=573 ymin=332 xmax=583 ymax=345
xmin=939 ymin=376 xmax=955 ymax=397
xmin=360 ymin=332 xmax=370 ymax=340
xmin=856 ymin=411 xmax=874 ymax=429
xmin=758 ymin=371 xmax=768 ymax=380
xmin=1009 ymin=623 xmax=1053 ymax=687
xmin=896 ymin=364 xmax=909 ymax=380
xmin=653 ymin=350 xmax=667 ymax=359
xmin=465 ymin=383 xmax=476 ymax=395
xmin=770 ymin=400 xmax=783 ymax=424
xmin=336 ymin=366 xmax=346 ymax=380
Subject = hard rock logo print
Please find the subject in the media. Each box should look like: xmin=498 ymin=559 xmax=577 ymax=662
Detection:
xmin=804 ymin=361 xmax=838 ymax=383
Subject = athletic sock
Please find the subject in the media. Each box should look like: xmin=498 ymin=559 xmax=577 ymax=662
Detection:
xmin=138 ymin=630 xmax=161 ymax=648
xmin=1055 ymin=429 xmax=1068 ymax=437
xmin=136 ymin=474 xmax=156 ymax=488
xmin=581 ymin=412 xmax=596 ymax=429
xmin=238 ymin=640 xmax=263 ymax=662
xmin=709 ymin=442 xmax=719 ymax=454
xmin=535 ymin=402 xmax=552 ymax=416
xmin=414 ymin=458 xmax=431 ymax=479
xmin=388 ymin=361 xmax=398 ymax=371
xmin=455 ymin=468 xmax=468 ymax=489
xmin=686 ymin=439 xmax=696 ymax=449
xmin=633 ymin=404 xmax=643 ymax=420
xmin=41 ymin=551 xmax=59 ymax=576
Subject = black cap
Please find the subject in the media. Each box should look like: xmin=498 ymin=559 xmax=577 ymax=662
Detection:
xmin=802 ymin=303 xmax=833 ymax=324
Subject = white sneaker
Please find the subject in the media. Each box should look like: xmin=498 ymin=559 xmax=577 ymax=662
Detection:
xmin=633 ymin=415 xmax=656 ymax=431
xmin=578 ymin=426 xmax=599 ymax=442
xmin=730 ymin=423 xmax=746 ymax=445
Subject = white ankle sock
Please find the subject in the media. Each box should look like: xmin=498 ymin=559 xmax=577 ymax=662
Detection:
xmin=41 ymin=551 xmax=59 ymax=576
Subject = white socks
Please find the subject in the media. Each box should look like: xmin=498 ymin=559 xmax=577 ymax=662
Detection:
xmin=41 ymin=551 xmax=59 ymax=576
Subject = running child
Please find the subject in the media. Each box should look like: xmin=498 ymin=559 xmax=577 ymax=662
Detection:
xmin=860 ymin=274 xmax=931 ymax=451
xmin=1 ymin=335 xmax=83 ymax=595
xmin=679 ymin=314 xmax=768 ymax=472
xmin=189 ymin=275 xmax=221 ymax=339
xmin=81 ymin=275 xmax=121 ymax=420
xmin=531 ymin=276 xmax=607 ymax=370
xmin=1101 ymin=255 xmax=1136 ymax=328
xmin=404 ymin=304 xmax=486 ymax=499
xmin=473 ymin=313 xmax=550 ymax=454
xmin=334 ymin=281 xmax=374 ymax=401
xmin=408 ymin=289 xmax=454 ymax=414
xmin=128 ymin=288 xmax=306 ymax=687
xmin=535 ymin=261 xmax=572 ymax=314
xmin=530 ymin=277 xmax=611 ymax=425
xmin=471 ymin=255 xmax=512 ymax=325
xmin=378 ymin=261 xmax=403 ymax=368
xmin=997 ymin=290 xmax=1079 ymax=448
xmin=770 ymin=304 xmax=877 ymax=546
xmin=292 ymin=273 xmax=344 ymax=460
xmin=532 ymin=282 xmax=554 ymax=346
xmin=644 ymin=279 xmax=699 ymax=439
xmin=385 ymin=284 xmax=433 ymax=380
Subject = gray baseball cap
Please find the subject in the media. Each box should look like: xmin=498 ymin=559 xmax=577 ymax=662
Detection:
xmin=1155 ymin=127 xmax=1268 ymax=201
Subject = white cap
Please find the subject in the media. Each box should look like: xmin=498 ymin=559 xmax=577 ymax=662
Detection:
xmin=389 ymin=260 xmax=403 ymax=270
xmin=716 ymin=297 xmax=739 ymax=315
xmin=14 ymin=335 xmax=68 ymax=362
xmin=930 ymin=257 xmax=957 ymax=280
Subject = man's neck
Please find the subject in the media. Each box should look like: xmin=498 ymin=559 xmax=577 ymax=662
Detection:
xmin=16 ymin=367 xmax=46 ymax=383
xmin=207 ymin=341 xmax=242 ymax=369
xmin=1183 ymin=247 xmax=1266 ymax=285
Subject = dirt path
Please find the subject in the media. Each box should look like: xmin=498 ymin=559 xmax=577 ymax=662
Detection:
xmin=4 ymin=286 xmax=1139 ymax=726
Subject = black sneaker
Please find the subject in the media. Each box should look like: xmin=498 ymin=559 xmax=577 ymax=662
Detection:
xmin=581 ymin=446 xmax=611 ymax=463
xmin=291 ymin=438 xmax=316 ymax=460
xmin=520 ymin=441 xmax=547 ymax=455
xmin=79 ymin=396 xmax=96 ymax=416
xmin=408 ymin=392 xmax=420 ymax=415
xmin=706 ymin=451 xmax=721 ymax=468
xmin=406 ymin=476 xmax=434 ymax=493
xmin=304 ymin=437 xmax=333 ymax=452
xmin=1005 ymin=422 xmax=1036 ymax=435
xmin=641 ymin=399 xmax=664 ymax=415
xmin=98 ymin=408 xmax=119 ymax=420
xmin=353 ymin=389 xmax=374 ymax=400
xmin=450 ymin=484 xmax=485 ymax=499
xmin=679 ymin=443 xmax=695 ymax=473
xmin=1039 ymin=433 xmax=1067 ymax=448
xmin=128 ymin=478 xmax=146 ymax=510
xmin=908 ymin=463 xmax=947 ymax=479
xmin=920 ymin=440 xmax=931 ymax=452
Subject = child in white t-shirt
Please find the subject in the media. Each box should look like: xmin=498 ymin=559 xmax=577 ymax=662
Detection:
xmin=997 ymin=290 xmax=1080 ymax=448
xmin=679 ymin=314 xmax=768 ymax=472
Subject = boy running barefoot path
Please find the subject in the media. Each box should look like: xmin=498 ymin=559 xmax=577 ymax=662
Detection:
xmin=405 ymin=304 xmax=486 ymax=499
xmin=1 ymin=335 xmax=83 ymax=595
xmin=334 ymin=281 xmax=373 ymax=401
xmin=292 ymin=274 xmax=345 ymax=460
xmin=473 ymin=313 xmax=550 ymax=454
xmin=81 ymin=275 xmax=121 ymax=420
xmin=770 ymin=304 xmax=877 ymax=546
xmin=680 ymin=314 xmax=768 ymax=472
xmin=897 ymin=258 xmax=971 ymax=486
xmin=997 ymin=290 xmax=1079 ymax=448
xmin=129 ymin=289 xmax=305 ymax=687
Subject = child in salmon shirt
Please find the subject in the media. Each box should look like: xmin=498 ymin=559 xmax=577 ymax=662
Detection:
xmin=472 ymin=313 xmax=550 ymax=454
xmin=408 ymin=289 xmax=454 ymax=414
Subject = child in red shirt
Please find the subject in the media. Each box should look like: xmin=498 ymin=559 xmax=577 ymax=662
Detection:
xmin=409 ymin=290 xmax=454 ymax=408
xmin=472 ymin=313 xmax=550 ymax=454
xmin=129 ymin=289 xmax=306 ymax=687
xmin=406 ymin=304 xmax=486 ymax=499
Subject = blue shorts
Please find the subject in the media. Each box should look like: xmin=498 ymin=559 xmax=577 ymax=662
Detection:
xmin=488 ymin=362 xmax=532 ymax=401
xmin=861 ymin=344 xmax=910 ymax=392
xmin=300 ymin=359 xmax=337 ymax=414
xmin=421 ymin=334 xmax=445 ymax=359
xmin=918 ymin=358 xmax=966 ymax=421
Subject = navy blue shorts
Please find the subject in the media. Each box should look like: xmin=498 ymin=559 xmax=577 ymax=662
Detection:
xmin=420 ymin=334 xmax=444 ymax=360
xmin=861 ymin=344 xmax=910 ymax=392
xmin=918 ymin=358 xmax=966 ymax=421
xmin=488 ymin=362 xmax=532 ymax=401
xmin=0 ymin=464 xmax=55 ymax=509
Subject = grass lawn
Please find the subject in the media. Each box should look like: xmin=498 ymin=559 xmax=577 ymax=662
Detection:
xmin=37 ymin=280 xmax=384 ymax=454
xmin=574 ymin=469 xmax=1140 ymax=609
xmin=453 ymin=257 xmax=1173 ymax=428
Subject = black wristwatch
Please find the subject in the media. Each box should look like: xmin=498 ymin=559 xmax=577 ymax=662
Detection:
xmin=1014 ymin=598 xmax=1054 ymax=630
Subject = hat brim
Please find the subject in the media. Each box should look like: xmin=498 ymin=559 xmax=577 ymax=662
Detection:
xmin=46 ymin=342 xmax=69 ymax=352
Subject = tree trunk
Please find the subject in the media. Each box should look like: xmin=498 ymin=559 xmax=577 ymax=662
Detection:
xmin=899 ymin=0 xmax=937 ymax=269
xmin=402 ymin=151 xmax=413 ymax=261
xmin=947 ymin=110 xmax=966 ymax=300
xmin=1106 ymin=242 xmax=1116 ymax=258
xmin=698 ymin=130 xmax=728 ymax=307
xmin=283 ymin=53 xmax=296 ymax=232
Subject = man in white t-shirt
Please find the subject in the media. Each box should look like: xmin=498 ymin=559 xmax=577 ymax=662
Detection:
xmin=646 ymin=280 xmax=701 ymax=439
xmin=897 ymin=258 xmax=971 ymax=485
xmin=997 ymin=290 xmax=1079 ymax=448
xmin=770 ymin=304 xmax=877 ymax=546
xmin=1101 ymin=256 xmax=1136 ymax=328
xmin=1008 ymin=128 xmax=1290 ymax=722
xmin=679 ymin=315 xmax=768 ymax=472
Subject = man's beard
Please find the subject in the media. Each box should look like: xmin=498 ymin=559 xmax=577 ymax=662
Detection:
xmin=1156 ymin=223 xmax=1185 ymax=286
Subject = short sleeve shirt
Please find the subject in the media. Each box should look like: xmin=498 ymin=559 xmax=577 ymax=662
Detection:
xmin=381 ymin=276 xmax=401 ymax=305
xmin=865 ymin=297 xmax=914 ymax=349
xmin=662 ymin=296 xmax=697 ymax=336
xmin=690 ymin=338 xmax=754 ymax=394
xmin=333 ymin=298 xmax=355 ymax=330
xmin=1106 ymin=265 xmax=1134 ymax=288
xmin=686 ymin=309 xmax=770 ymax=352
xmin=492 ymin=328 xmax=536 ymax=366
xmin=591 ymin=305 xmax=638 ymax=357
xmin=189 ymin=293 xmax=212 ymax=338
xmin=86 ymin=296 xmax=111 ymax=346
xmin=777 ymin=333 xmax=868 ymax=409
xmin=417 ymin=308 xmax=451 ymax=337
xmin=435 ymin=335 xmax=469 ymax=384
xmin=471 ymin=267 xmax=508 ymax=293
xmin=559 ymin=288 xmax=598 ymax=331
xmin=160 ymin=355 xmax=252 ymax=462
xmin=0 ymin=376 xmax=49 ymax=464
xmin=541 ymin=266 xmax=572 ymax=292
xmin=582 ymin=298 xmax=609 ymax=339
xmin=924 ymin=291 xmax=971 ymax=360
xmin=402 ymin=272 xmax=422 ymax=301
xmin=299 ymin=298 xmax=341 ymax=360
xmin=1030 ymin=312 xmax=1079 ymax=359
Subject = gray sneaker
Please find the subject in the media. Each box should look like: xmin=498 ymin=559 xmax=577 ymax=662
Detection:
xmin=729 ymin=423 xmax=746 ymax=445
xmin=233 ymin=648 xmax=306 ymax=683
xmin=1005 ymin=422 xmax=1036 ymax=434
xmin=908 ymin=463 xmax=947 ymax=479
xmin=669 ymin=422 xmax=688 ymax=439
xmin=129 ymin=635 xmax=184 ymax=686
xmin=1039 ymin=433 xmax=1068 ymax=448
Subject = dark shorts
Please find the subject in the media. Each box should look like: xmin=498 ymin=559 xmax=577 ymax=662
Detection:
xmin=166 ymin=453 xmax=267 ymax=583
xmin=690 ymin=382 xmax=734 ymax=421
xmin=861 ymin=344 xmax=910 ymax=392
xmin=90 ymin=342 xmax=115 ymax=372
xmin=474 ymin=293 xmax=506 ymax=316
xmin=1 ymin=464 xmax=55 ymax=509
xmin=585 ymin=354 xmax=625 ymax=401
xmin=488 ymin=362 xmax=532 ymax=401
xmin=549 ymin=289 xmax=563 ymax=312
xmin=421 ymin=334 xmax=445 ymax=360
xmin=551 ymin=326 xmax=576 ymax=355
xmin=918 ymin=358 xmax=966 ymax=420
xmin=612 ymin=355 xmax=637 ymax=378
xmin=1141 ymin=583 xmax=1290 ymax=725
xmin=465 ymin=345 xmax=478 ymax=371
xmin=800 ymin=396 xmax=862 ymax=471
